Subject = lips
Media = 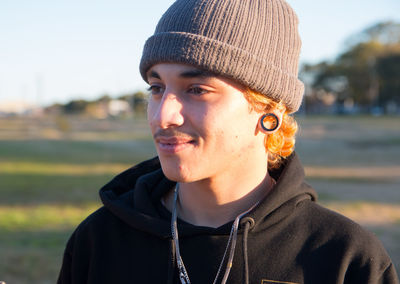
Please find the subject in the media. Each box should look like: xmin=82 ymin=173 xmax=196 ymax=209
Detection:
xmin=155 ymin=136 xmax=196 ymax=154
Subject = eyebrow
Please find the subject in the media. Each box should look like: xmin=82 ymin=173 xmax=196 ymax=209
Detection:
xmin=179 ymin=69 xmax=215 ymax=78
xmin=148 ymin=70 xmax=161 ymax=80
xmin=147 ymin=68 xmax=215 ymax=81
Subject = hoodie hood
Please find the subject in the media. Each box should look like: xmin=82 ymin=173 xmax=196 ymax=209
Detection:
xmin=99 ymin=152 xmax=317 ymax=239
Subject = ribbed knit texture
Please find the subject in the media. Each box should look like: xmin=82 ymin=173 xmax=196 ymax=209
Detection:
xmin=139 ymin=0 xmax=304 ymax=113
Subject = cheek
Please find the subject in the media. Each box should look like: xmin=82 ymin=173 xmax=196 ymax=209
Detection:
xmin=146 ymin=101 xmax=157 ymax=127
xmin=184 ymin=104 xmax=212 ymax=133
xmin=227 ymin=113 xmax=261 ymax=150
xmin=198 ymin=103 xmax=258 ymax=142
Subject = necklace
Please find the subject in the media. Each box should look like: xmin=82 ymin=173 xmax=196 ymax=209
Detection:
xmin=171 ymin=183 xmax=258 ymax=284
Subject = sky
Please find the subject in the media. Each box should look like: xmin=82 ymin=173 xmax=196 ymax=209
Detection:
xmin=1 ymin=0 xmax=400 ymax=107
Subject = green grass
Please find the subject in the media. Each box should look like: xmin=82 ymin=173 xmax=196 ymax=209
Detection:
xmin=0 ymin=231 xmax=75 ymax=284
xmin=0 ymin=139 xmax=155 ymax=164
xmin=0 ymin=174 xmax=112 ymax=205
xmin=0 ymin=203 xmax=99 ymax=231
xmin=0 ymin=200 xmax=100 ymax=283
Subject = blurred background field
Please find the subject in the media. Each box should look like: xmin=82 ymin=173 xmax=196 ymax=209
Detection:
xmin=0 ymin=115 xmax=399 ymax=283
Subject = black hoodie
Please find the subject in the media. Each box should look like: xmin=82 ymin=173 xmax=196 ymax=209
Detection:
xmin=58 ymin=153 xmax=399 ymax=284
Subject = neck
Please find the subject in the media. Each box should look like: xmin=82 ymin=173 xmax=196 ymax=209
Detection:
xmin=164 ymin=164 xmax=274 ymax=228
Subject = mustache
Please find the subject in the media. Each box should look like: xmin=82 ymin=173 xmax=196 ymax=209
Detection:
xmin=153 ymin=129 xmax=198 ymax=140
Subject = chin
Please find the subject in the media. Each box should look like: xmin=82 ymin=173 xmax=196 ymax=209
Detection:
xmin=159 ymin=157 xmax=197 ymax=183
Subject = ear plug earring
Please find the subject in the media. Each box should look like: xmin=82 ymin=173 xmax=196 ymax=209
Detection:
xmin=259 ymin=113 xmax=279 ymax=132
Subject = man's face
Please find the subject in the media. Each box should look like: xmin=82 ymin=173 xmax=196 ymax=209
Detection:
xmin=146 ymin=63 xmax=265 ymax=183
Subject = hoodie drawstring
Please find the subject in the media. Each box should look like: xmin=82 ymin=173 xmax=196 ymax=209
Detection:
xmin=241 ymin=217 xmax=255 ymax=284
xmin=168 ymin=238 xmax=176 ymax=284
xmin=243 ymin=221 xmax=250 ymax=284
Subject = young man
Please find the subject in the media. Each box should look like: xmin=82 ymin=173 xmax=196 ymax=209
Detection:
xmin=58 ymin=0 xmax=399 ymax=283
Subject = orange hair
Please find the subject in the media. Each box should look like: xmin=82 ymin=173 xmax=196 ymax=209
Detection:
xmin=244 ymin=88 xmax=298 ymax=169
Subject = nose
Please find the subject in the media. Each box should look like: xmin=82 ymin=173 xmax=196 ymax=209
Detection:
xmin=150 ymin=90 xmax=184 ymax=129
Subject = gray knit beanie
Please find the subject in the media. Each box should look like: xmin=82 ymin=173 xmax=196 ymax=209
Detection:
xmin=140 ymin=0 xmax=304 ymax=113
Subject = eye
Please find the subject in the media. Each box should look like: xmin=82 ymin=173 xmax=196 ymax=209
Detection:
xmin=188 ymin=86 xmax=208 ymax=96
xmin=147 ymin=84 xmax=164 ymax=95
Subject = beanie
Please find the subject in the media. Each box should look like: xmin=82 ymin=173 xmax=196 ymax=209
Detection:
xmin=139 ymin=0 xmax=304 ymax=113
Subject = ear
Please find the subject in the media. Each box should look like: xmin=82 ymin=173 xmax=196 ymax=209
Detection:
xmin=258 ymin=109 xmax=284 ymax=134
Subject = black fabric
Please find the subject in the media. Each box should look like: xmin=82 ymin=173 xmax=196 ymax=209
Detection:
xmin=58 ymin=152 xmax=399 ymax=284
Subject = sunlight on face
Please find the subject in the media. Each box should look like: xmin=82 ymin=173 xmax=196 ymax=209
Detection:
xmin=146 ymin=63 xmax=267 ymax=183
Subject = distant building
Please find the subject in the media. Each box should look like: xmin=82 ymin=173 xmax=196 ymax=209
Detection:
xmin=108 ymin=100 xmax=131 ymax=117
xmin=84 ymin=99 xmax=132 ymax=119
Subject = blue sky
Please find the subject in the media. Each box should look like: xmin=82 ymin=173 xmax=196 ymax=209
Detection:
xmin=1 ymin=0 xmax=400 ymax=107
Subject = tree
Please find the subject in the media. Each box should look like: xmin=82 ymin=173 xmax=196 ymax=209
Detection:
xmin=303 ymin=21 xmax=400 ymax=113
xmin=63 ymin=99 xmax=89 ymax=114
xmin=335 ymin=40 xmax=385 ymax=107
xmin=345 ymin=21 xmax=400 ymax=47
xmin=376 ymin=53 xmax=400 ymax=107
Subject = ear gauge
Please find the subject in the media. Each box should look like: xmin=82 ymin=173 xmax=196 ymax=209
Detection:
xmin=259 ymin=113 xmax=280 ymax=133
